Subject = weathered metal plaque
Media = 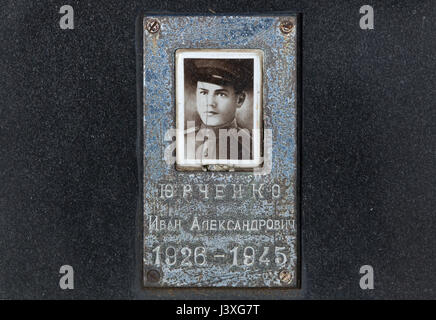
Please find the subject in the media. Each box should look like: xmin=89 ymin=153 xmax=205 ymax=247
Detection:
xmin=143 ymin=15 xmax=298 ymax=287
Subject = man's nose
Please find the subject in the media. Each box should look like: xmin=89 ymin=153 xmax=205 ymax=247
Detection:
xmin=207 ymin=94 xmax=217 ymax=107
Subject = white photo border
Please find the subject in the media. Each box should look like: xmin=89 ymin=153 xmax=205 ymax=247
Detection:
xmin=175 ymin=49 xmax=263 ymax=169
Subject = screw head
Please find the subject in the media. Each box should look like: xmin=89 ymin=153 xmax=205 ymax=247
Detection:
xmin=147 ymin=269 xmax=160 ymax=283
xmin=280 ymin=20 xmax=294 ymax=34
xmin=279 ymin=270 xmax=293 ymax=284
xmin=146 ymin=19 xmax=160 ymax=34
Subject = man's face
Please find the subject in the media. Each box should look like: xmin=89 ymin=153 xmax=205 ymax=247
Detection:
xmin=196 ymin=81 xmax=244 ymax=127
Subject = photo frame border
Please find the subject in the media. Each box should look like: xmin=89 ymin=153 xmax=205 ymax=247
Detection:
xmin=175 ymin=49 xmax=264 ymax=170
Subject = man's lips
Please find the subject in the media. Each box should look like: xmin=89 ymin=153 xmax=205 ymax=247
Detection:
xmin=205 ymin=111 xmax=219 ymax=115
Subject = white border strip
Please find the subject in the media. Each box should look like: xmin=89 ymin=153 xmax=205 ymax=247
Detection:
xmin=175 ymin=49 xmax=263 ymax=168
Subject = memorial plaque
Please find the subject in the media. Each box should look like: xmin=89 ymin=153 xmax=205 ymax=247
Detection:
xmin=142 ymin=15 xmax=299 ymax=287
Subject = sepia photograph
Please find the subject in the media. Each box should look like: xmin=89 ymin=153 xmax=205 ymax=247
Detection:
xmin=175 ymin=49 xmax=263 ymax=170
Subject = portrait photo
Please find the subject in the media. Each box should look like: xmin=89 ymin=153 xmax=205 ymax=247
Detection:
xmin=175 ymin=49 xmax=263 ymax=170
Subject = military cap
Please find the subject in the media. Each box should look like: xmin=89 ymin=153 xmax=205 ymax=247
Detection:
xmin=189 ymin=59 xmax=253 ymax=92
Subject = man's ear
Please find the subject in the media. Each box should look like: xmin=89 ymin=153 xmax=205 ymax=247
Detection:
xmin=236 ymin=92 xmax=246 ymax=107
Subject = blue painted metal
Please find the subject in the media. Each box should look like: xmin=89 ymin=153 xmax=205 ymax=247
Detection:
xmin=143 ymin=15 xmax=298 ymax=287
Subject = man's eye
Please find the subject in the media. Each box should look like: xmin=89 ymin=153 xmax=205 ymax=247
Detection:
xmin=199 ymin=91 xmax=208 ymax=95
xmin=217 ymin=92 xmax=227 ymax=97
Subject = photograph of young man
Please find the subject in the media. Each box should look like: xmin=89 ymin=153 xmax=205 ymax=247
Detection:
xmin=184 ymin=59 xmax=253 ymax=161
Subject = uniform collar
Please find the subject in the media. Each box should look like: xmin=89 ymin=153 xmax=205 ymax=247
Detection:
xmin=200 ymin=119 xmax=239 ymax=132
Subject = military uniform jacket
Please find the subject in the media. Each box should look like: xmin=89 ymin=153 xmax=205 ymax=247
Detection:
xmin=184 ymin=119 xmax=252 ymax=162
